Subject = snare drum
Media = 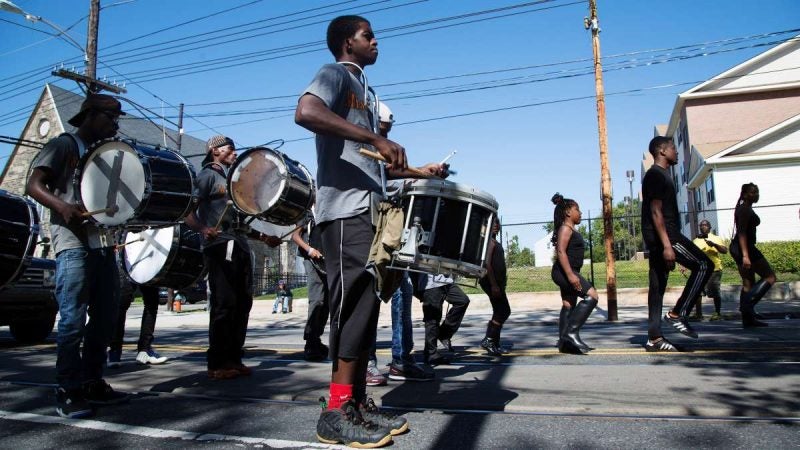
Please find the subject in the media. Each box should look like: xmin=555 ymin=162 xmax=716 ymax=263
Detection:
xmin=76 ymin=139 xmax=197 ymax=228
xmin=394 ymin=179 xmax=498 ymax=279
xmin=0 ymin=190 xmax=40 ymax=288
xmin=122 ymin=224 xmax=205 ymax=290
xmin=227 ymin=147 xmax=314 ymax=226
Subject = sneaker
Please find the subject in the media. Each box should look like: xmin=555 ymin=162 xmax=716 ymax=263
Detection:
xmin=107 ymin=349 xmax=122 ymax=368
xmin=689 ymin=314 xmax=704 ymax=322
xmin=207 ymin=368 xmax=239 ymax=380
xmin=83 ymin=379 xmax=130 ymax=405
xmin=709 ymin=312 xmax=722 ymax=321
xmin=664 ymin=313 xmax=699 ymax=339
xmin=230 ymin=363 xmax=253 ymax=376
xmin=366 ymin=360 xmax=387 ymax=386
xmin=136 ymin=349 xmax=167 ymax=365
xmin=316 ymin=399 xmax=392 ymax=448
xmin=359 ymin=398 xmax=409 ymax=436
xmin=426 ymin=351 xmax=451 ymax=366
xmin=388 ymin=361 xmax=434 ymax=382
xmin=645 ymin=337 xmax=681 ymax=352
xmin=304 ymin=342 xmax=329 ymax=362
xmin=55 ymin=387 xmax=94 ymax=418
xmin=438 ymin=338 xmax=454 ymax=352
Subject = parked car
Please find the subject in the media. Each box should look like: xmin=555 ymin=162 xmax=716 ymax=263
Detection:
xmin=158 ymin=279 xmax=208 ymax=305
xmin=0 ymin=258 xmax=58 ymax=343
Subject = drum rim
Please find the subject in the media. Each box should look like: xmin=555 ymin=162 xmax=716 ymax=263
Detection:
xmin=0 ymin=191 xmax=39 ymax=287
xmin=399 ymin=179 xmax=499 ymax=212
xmin=391 ymin=255 xmax=486 ymax=279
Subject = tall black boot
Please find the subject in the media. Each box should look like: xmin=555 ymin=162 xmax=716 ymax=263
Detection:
xmin=556 ymin=306 xmax=570 ymax=348
xmin=741 ymin=279 xmax=772 ymax=328
xmin=562 ymin=298 xmax=598 ymax=354
xmin=481 ymin=321 xmax=507 ymax=356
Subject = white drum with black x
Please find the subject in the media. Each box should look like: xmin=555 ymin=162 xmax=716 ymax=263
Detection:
xmin=122 ymin=224 xmax=205 ymax=290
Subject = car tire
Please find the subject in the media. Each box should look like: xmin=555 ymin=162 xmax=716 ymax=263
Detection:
xmin=10 ymin=311 xmax=56 ymax=344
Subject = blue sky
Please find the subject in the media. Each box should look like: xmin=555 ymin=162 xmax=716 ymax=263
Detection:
xmin=1 ymin=0 xmax=798 ymax=249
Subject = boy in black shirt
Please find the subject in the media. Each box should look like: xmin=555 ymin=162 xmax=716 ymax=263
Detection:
xmin=641 ymin=136 xmax=712 ymax=352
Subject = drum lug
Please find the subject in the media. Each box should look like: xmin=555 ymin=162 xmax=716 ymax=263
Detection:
xmin=396 ymin=220 xmax=423 ymax=264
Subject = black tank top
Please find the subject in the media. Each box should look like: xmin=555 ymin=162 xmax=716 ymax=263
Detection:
xmin=564 ymin=228 xmax=585 ymax=269
xmin=734 ymin=203 xmax=760 ymax=247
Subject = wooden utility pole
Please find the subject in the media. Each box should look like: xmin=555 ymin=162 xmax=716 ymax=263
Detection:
xmin=177 ymin=103 xmax=185 ymax=150
xmin=85 ymin=0 xmax=100 ymax=86
xmin=586 ymin=0 xmax=618 ymax=321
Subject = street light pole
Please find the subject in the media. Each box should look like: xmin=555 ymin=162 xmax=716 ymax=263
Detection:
xmin=0 ymin=0 xmax=87 ymax=61
xmin=586 ymin=0 xmax=617 ymax=321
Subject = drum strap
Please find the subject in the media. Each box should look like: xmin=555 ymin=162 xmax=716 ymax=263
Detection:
xmin=366 ymin=200 xmax=405 ymax=302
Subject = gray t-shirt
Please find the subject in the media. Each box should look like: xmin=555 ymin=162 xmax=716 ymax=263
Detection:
xmin=29 ymin=133 xmax=114 ymax=254
xmin=195 ymin=163 xmax=249 ymax=250
xmin=301 ymin=63 xmax=382 ymax=224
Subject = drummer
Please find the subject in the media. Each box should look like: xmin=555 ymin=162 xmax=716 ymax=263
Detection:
xmin=184 ymin=135 xmax=282 ymax=380
xmin=26 ymin=93 xmax=130 ymax=418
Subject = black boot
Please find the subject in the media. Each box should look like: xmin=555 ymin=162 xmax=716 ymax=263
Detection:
xmin=556 ymin=306 xmax=570 ymax=348
xmin=561 ymin=298 xmax=597 ymax=354
xmin=480 ymin=337 xmax=508 ymax=356
xmin=741 ymin=279 xmax=772 ymax=328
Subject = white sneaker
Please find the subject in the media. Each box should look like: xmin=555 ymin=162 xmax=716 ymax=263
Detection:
xmin=136 ymin=349 xmax=168 ymax=365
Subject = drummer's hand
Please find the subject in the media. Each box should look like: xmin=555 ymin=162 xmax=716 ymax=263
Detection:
xmin=57 ymin=202 xmax=84 ymax=225
xmin=203 ymin=227 xmax=219 ymax=240
xmin=307 ymin=247 xmax=323 ymax=259
xmin=373 ymin=137 xmax=407 ymax=171
xmin=419 ymin=162 xmax=449 ymax=179
xmin=261 ymin=234 xmax=282 ymax=248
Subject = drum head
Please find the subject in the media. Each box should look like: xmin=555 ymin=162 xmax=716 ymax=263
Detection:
xmin=123 ymin=226 xmax=175 ymax=284
xmin=80 ymin=141 xmax=146 ymax=226
xmin=229 ymin=148 xmax=286 ymax=216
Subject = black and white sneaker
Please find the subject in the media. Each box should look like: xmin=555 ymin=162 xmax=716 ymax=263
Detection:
xmin=316 ymin=399 xmax=392 ymax=448
xmin=359 ymin=398 xmax=409 ymax=436
xmin=83 ymin=379 xmax=130 ymax=405
xmin=664 ymin=314 xmax=699 ymax=339
xmin=388 ymin=361 xmax=434 ymax=382
xmin=645 ymin=337 xmax=681 ymax=352
xmin=55 ymin=387 xmax=94 ymax=419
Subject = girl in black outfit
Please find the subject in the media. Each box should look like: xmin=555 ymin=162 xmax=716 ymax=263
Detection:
xmin=730 ymin=183 xmax=776 ymax=328
xmin=479 ymin=217 xmax=511 ymax=356
xmin=550 ymin=194 xmax=598 ymax=354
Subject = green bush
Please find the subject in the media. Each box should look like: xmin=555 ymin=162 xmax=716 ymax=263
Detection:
xmin=720 ymin=240 xmax=800 ymax=274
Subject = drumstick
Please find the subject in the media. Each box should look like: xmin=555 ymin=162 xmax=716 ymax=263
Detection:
xmin=115 ymin=237 xmax=144 ymax=249
xmin=214 ymin=200 xmax=234 ymax=231
xmin=440 ymin=150 xmax=457 ymax=164
xmin=81 ymin=205 xmax=119 ymax=218
xmin=359 ymin=148 xmax=436 ymax=178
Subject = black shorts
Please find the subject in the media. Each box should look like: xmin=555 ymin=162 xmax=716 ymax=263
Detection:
xmin=730 ymin=242 xmax=765 ymax=267
xmin=551 ymin=265 xmax=593 ymax=302
xmin=319 ymin=212 xmax=380 ymax=360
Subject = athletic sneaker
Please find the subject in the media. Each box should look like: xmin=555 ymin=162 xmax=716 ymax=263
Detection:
xmin=709 ymin=312 xmax=722 ymax=321
xmin=316 ymin=399 xmax=392 ymax=448
xmin=55 ymin=387 xmax=94 ymax=419
xmin=83 ymin=379 xmax=130 ymax=405
xmin=388 ymin=360 xmax=434 ymax=382
xmin=664 ymin=313 xmax=699 ymax=338
xmin=645 ymin=337 xmax=681 ymax=352
xmin=136 ymin=349 xmax=167 ymax=365
xmin=107 ymin=349 xmax=122 ymax=368
xmin=358 ymin=397 xmax=409 ymax=436
xmin=304 ymin=342 xmax=329 ymax=362
xmin=366 ymin=360 xmax=387 ymax=386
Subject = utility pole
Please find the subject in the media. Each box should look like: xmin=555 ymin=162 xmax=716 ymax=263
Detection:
xmin=586 ymin=0 xmax=618 ymax=321
xmin=177 ymin=103 xmax=185 ymax=150
xmin=85 ymin=0 xmax=100 ymax=85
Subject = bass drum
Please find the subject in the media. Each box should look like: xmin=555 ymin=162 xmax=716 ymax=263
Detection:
xmin=76 ymin=139 xmax=197 ymax=228
xmin=228 ymin=147 xmax=314 ymax=226
xmin=0 ymin=190 xmax=40 ymax=288
xmin=122 ymin=224 xmax=205 ymax=290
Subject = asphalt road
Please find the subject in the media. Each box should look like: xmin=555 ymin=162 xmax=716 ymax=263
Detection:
xmin=1 ymin=299 xmax=799 ymax=449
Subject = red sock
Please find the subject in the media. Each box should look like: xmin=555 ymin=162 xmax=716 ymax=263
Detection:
xmin=328 ymin=382 xmax=353 ymax=410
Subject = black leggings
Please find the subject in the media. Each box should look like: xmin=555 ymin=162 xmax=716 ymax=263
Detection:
xmin=479 ymin=279 xmax=510 ymax=324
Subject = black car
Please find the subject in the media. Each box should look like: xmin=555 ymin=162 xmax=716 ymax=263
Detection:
xmin=0 ymin=258 xmax=58 ymax=343
xmin=158 ymin=279 xmax=208 ymax=305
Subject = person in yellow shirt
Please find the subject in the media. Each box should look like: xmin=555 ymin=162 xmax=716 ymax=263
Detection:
xmin=691 ymin=220 xmax=728 ymax=321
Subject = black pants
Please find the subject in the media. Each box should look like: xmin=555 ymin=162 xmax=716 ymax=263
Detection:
xmin=421 ymin=284 xmax=470 ymax=349
xmin=319 ymin=213 xmax=380 ymax=362
xmin=109 ymin=284 xmax=160 ymax=352
xmin=303 ymin=258 xmax=329 ymax=350
xmin=205 ymin=241 xmax=253 ymax=370
xmin=647 ymin=234 xmax=713 ymax=339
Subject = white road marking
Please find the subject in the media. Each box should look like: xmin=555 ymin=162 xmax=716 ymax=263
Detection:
xmin=0 ymin=410 xmax=342 ymax=449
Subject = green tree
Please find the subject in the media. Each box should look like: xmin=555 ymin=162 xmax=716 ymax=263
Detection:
xmin=505 ymin=235 xmax=534 ymax=267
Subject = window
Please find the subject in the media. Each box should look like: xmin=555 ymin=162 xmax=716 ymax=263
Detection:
xmin=695 ymin=189 xmax=702 ymax=212
xmin=705 ymin=175 xmax=715 ymax=204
